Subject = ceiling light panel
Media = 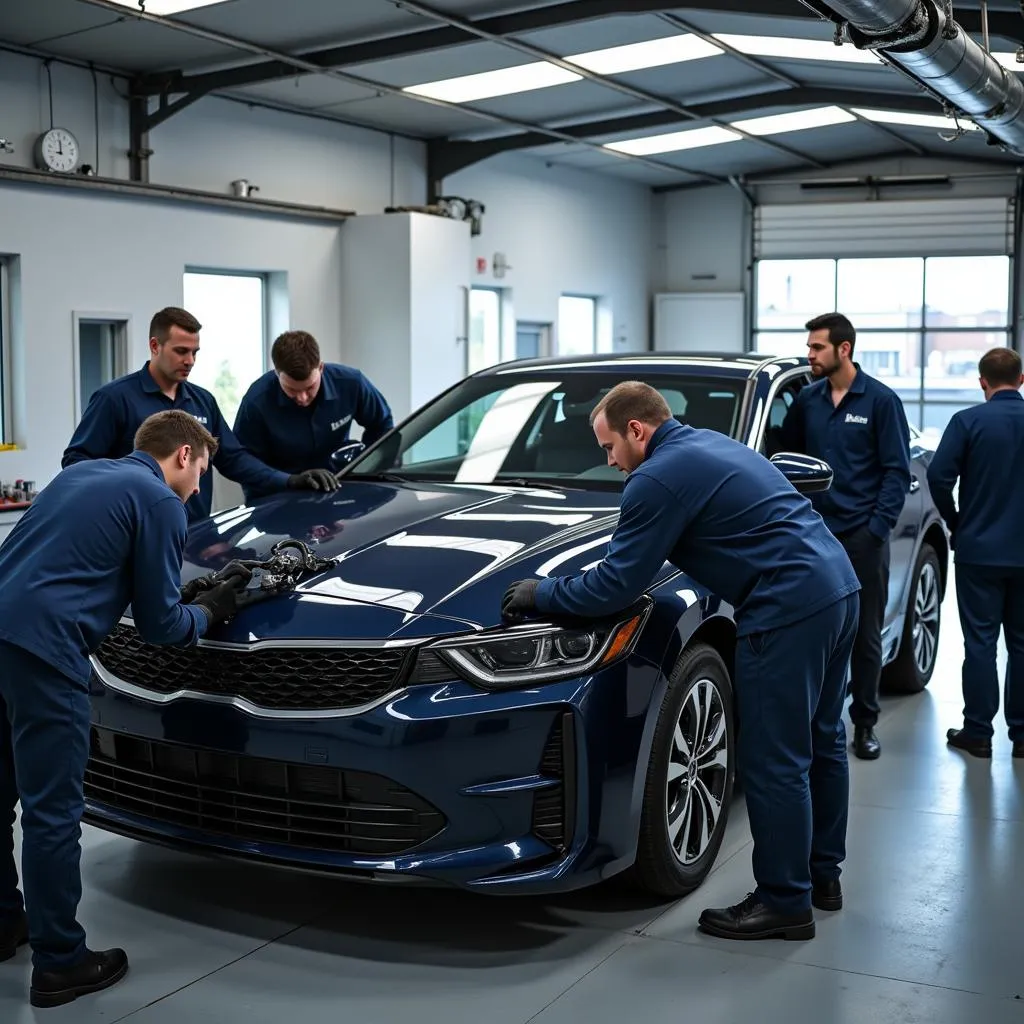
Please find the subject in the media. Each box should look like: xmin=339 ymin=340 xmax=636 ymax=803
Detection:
xmin=405 ymin=63 xmax=582 ymax=102
xmin=102 ymin=0 xmax=229 ymax=12
xmin=731 ymin=106 xmax=857 ymax=135
xmin=605 ymin=126 xmax=741 ymax=156
xmin=714 ymin=33 xmax=883 ymax=64
xmin=404 ymin=33 xmax=722 ymax=102
xmin=851 ymin=108 xmax=980 ymax=131
xmin=993 ymin=53 xmax=1024 ymax=72
xmin=570 ymin=35 xmax=723 ymax=75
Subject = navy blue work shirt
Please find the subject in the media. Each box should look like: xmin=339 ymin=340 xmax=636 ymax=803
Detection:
xmin=0 ymin=452 xmax=208 ymax=687
xmin=926 ymin=389 xmax=1024 ymax=567
xmin=233 ymin=364 xmax=394 ymax=496
xmin=780 ymin=368 xmax=911 ymax=541
xmin=62 ymin=363 xmax=291 ymax=522
xmin=535 ymin=419 xmax=860 ymax=637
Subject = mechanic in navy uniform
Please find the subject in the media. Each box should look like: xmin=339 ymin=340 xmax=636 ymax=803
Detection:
xmin=62 ymin=308 xmax=338 ymax=523
xmin=926 ymin=347 xmax=1024 ymax=759
xmin=501 ymin=382 xmax=861 ymax=942
xmin=779 ymin=313 xmax=911 ymax=761
xmin=232 ymin=330 xmax=393 ymax=501
xmin=0 ymin=411 xmax=251 ymax=1008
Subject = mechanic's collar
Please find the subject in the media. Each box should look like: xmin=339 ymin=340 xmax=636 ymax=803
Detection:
xmin=990 ymin=388 xmax=1023 ymax=402
xmin=276 ymin=364 xmax=336 ymax=408
xmin=125 ymin=450 xmax=163 ymax=478
xmin=820 ymin=361 xmax=866 ymax=399
xmin=140 ymin=361 xmax=190 ymax=398
xmin=645 ymin=417 xmax=681 ymax=460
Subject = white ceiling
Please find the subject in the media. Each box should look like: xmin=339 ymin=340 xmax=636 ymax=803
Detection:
xmin=2 ymin=0 xmax=1021 ymax=189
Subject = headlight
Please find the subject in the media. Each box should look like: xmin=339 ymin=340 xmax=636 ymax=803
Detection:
xmin=415 ymin=604 xmax=649 ymax=690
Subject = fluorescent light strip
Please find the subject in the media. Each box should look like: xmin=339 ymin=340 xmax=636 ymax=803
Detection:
xmin=606 ymin=106 xmax=855 ymax=156
xmin=851 ymin=107 xmax=980 ymax=131
xmin=404 ymin=33 xmax=722 ymax=102
xmin=714 ymin=33 xmax=883 ymax=64
xmin=102 ymin=0 xmax=228 ymax=12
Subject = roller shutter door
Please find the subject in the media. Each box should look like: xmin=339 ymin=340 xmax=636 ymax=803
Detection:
xmin=754 ymin=196 xmax=1014 ymax=259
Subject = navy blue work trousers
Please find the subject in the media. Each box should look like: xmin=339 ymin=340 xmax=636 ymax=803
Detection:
xmin=0 ymin=640 xmax=90 ymax=970
xmin=954 ymin=564 xmax=1024 ymax=744
xmin=734 ymin=593 xmax=859 ymax=915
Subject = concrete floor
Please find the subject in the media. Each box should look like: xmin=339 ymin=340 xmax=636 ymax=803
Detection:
xmin=3 ymin=571 xmax=1022 ymax=1022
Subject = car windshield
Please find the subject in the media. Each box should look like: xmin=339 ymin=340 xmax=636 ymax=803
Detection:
xmin=346 ymin=370 xmax=746 ymax=489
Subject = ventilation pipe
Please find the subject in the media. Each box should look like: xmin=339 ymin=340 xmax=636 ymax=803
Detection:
xmin=804 ymin=0 xmax=1024 ymax=153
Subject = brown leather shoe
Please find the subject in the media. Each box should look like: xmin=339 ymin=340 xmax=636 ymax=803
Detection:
xmin=946 ymin=728 xmax=992 ymax=758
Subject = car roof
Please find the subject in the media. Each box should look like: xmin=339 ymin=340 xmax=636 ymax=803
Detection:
xmin=477 ymin=351 xmax=808 ymax=379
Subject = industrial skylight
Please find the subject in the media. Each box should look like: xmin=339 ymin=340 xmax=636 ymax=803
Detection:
xmin=714 ymin=34 xmax=883 ymax=64
xmin=101 ymin=0 xmax=229 ymax=12
xmin=851 ymin=108 xmax=980 ymax=131
xmin=607 ymin=126 xmax=741 ymax=156
xmin=606 ymin=106 xmax=856 ymax=156
xmin=404 ymin=34 xmax=722 ymax=102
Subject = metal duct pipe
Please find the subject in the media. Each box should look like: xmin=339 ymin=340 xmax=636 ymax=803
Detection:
xmin=808 ymin=0 xmax=1024 ymax=153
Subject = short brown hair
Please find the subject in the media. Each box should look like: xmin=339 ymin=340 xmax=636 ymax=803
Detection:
xmin=134 ymin=410 xmax=219 ymax=461
xmin=978 ymin=346 xmax=1022 ymax=387
xmin=590 ymin=381 xmax=672 ymax=434
xmin=271 ymin=331 xmax=321 ymax=381
xmin=150 ymin=307 xmax=201 ymax=344
xmin=806 ymin=312 xmax=856 ymax=355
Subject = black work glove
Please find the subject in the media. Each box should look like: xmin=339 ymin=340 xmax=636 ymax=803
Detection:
xmin=287 ymin=469 xmax=339 ymax=492
xmin=180 ymin=576 xmax=209 ymax=604
xmin=501 ymin=579 xmax=539 ymax=624
xmin=180 ymin=561 xmax=252 ymax=604
xmin=193 ymin=578 xmax=246 ymax=627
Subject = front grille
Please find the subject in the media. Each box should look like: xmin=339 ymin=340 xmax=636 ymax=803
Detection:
xmin=532 ymin=712 xmax=576 ymax=852
xmin=94 ymin=623 xmax=409 ymax=711
xmin=84 ymin=727 xmax=446 ymax=856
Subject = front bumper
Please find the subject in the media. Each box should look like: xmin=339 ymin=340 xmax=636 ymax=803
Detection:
xmin=84 ymin=654 xmax=663 ymax=894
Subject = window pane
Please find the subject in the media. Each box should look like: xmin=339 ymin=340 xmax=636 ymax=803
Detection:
xmin=901 ymin=401 xmax=923 ymax=433
xmin=753 ymin=331 xmax=808 ymax=356
xmin=183 ymin=272 xmax=265 ymax=427
xmin=836 ymin=258 xmax=924 ymax=328
xmin=755 ymin=259 xmax=835 ymax=330
xmin=920 ymin=401 xmax=978 ymax=446
xmin=558 ymin=296 xmax=596 ymax=355
xmin=924 ymin=331 xmax=1008 ymax=405
xmin=854 ymin=331 xmax=922 ymax=398
xmin=924 ymin=255 xmax=1010 ymax=328
xmin=468 ymin=288 xmax=501 ymax=374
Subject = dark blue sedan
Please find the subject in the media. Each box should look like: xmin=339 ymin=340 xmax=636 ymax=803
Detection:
xmin=83 ymin=353 xmax=949 ymax=898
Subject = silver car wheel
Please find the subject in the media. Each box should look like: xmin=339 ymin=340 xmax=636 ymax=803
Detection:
xmin=912 ymin=561 xmax=940 ymax=676
xmin=665 ymin=677 xmax=729 ymax=866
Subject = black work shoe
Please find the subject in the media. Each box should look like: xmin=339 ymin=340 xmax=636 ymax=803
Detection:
xmin=698 ymin=892 xmax=815 ymax=941
xmin=811 ymin=877 xmax=843 ymax=912
xmin=946 ymin=728 xmax=992 ymax=759
xmin=0 ymin=910 xmax=28 ymax=963
xmin=30 ymin=948 xmax=129 ymax=1008
xmin=853 ymin=726 xmax=880 ymax=760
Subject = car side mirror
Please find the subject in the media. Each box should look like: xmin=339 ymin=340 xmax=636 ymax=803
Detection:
xmin=769 ymin=452 xmax=833 ymax=495
xmin=329 ymin=441 xmax=365 ymax=470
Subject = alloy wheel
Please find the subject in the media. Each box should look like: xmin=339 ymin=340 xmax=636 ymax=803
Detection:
xmin=912 ymin=562 xmax=940 ymax=676
xmin=665 ymin=677 xmax=729 ymax=866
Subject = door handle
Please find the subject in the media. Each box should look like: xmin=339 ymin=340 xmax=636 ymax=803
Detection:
xmin=909 ymin=479 xmax=920 ymax=493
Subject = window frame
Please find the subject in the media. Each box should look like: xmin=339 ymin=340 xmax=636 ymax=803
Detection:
xmin=71 ymin=312 xmax=132 ymax=423
xmin=467 ymin=286 xmax=504 ymax=375
xmin=183 ymin=266 xmax=270 ymax=369
xmin=557 ymin=294 xmax=598 ymax=356
xmin=0 ymin=259 xmax=10 ymax=445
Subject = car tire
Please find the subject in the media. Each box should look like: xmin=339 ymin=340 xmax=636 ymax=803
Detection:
xmin=629 ymin=643 xmax=736 ymax=898
xmin=882 ymin=542 xmax=942 ymax=695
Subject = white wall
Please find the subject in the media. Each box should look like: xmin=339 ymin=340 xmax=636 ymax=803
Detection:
xmin=448 ymin=153 xmax=654 ymax=355
xmin=0 ymin=48 xmax=658 ymax=504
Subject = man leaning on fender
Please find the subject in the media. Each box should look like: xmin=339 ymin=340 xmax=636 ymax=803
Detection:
xmin=0 ymin=411 xmax=251 ymax=1008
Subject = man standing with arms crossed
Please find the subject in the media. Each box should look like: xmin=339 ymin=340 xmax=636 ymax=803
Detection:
xmin=502 ymin=382 xmax=860 ymax=941
xmin=0 ymin=411 xmax=251 ymax=1008
xmin=926 ymin=347 xmax=1024 ymax=758
xmin=780 ymin=313 xmax=912 ymax=760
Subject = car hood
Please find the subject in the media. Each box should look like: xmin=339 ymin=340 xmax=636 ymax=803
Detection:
xmin=181 ymin=479 xmax=666 ymax=643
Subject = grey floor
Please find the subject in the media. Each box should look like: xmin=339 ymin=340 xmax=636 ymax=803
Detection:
xmin=4 ymin=568 xmax=1023 ymax=1022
